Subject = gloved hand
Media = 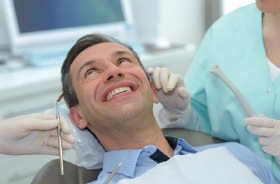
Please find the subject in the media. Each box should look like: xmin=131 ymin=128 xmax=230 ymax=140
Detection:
xmin=0 ymin=113 xmax=74 ymax=155
xmin=147 ymin=67 xmax=190 ymax=119
xmin=244 ymin=115 xmax=280 ymax=161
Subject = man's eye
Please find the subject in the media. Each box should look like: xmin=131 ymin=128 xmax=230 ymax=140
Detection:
xmin=85 ymin=68 xmax=96 ymax=78
xmin=118 ymin=58 xmax=131 ymax=64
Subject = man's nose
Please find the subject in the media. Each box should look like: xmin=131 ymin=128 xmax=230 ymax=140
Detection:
xmin=104 ymin=65 xmax=124 ymax=82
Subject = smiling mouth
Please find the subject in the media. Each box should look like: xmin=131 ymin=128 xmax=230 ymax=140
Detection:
xmin=106 ymin=87 xmax=132 ymax=101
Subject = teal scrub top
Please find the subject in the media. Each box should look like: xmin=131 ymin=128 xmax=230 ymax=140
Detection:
xmin=184 ymin=3 xmax=280 ymax=182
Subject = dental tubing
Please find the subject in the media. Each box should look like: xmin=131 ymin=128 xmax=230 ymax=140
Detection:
xmin=210 ymin=65 xmax=256 ymax=117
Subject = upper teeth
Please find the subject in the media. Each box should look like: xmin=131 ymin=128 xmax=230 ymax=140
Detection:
xmin=106 ymin=87 xmax=132 ymax=101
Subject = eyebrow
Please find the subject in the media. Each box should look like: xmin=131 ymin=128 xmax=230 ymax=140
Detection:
xmin=112 ymin=50 xmax=133 ymax=57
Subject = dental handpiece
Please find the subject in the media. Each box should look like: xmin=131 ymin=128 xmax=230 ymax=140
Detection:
xmin=209 ymin=65 xmax=256 ymax=117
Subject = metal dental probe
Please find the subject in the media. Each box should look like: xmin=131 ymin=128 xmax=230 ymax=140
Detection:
xmin=104 ymin=152 xmax=130 ymax=184
xmin=56 ymin=93 xmax=64 ymax=175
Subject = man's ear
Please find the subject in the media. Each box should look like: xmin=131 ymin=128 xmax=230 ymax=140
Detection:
xmin=150 ymin=80 xmax=159 ymax=104
xmin=69 ymin=107 xmax=88 ymax=129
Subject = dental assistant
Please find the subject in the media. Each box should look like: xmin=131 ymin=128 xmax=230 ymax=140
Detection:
xmin=0 ymin=114 xmax=74 ymax=155
xmin=149 ymin=1 xmax=280 ymax=182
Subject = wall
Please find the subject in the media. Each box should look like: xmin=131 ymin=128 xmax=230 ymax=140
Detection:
xmin=157 ymin=0 xmax=206 ymax=46
xmin=130 ymin=0 xmax=207 ymax=47
xmin=130 ymin=0 xmax=160 ymax=40
xmin=222 ymin=0 xmax=255 ymax=14
xmin=133 ymin=0 xmax=255 ymax=47
xmin=0 ymin=0 xmax=9 ymax=50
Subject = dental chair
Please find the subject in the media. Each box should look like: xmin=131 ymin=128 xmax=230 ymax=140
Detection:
xmin=31 ymin=128 xmax=225 ymax=184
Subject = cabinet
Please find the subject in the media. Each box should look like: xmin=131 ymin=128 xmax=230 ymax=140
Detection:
xmin=0 ymin=46 xmax=195 ymax=183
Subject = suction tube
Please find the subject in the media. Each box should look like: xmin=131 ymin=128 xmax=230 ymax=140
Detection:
xmin=209 ymin=65 xmax=256 ymax=117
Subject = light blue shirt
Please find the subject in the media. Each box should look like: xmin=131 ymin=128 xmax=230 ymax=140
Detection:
xmin=88 ymin=137 xmax=276 ymax=184
xmin=178 ymin=3 xmax=280 ymax=182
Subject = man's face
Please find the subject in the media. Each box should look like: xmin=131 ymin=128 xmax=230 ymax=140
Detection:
xmin=69 ymin=42 xmax=158 ymax=131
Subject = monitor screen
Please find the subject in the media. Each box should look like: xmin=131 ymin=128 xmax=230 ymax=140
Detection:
xmin=3 ymin=0 xmax=134 ymax=56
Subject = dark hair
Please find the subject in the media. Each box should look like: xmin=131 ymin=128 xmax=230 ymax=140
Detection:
xmin=61 ymin=34 xmax=148 ymax=108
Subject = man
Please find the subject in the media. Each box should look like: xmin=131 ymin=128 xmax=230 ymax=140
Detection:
xmin=61 ymin=34 xmax=275 ymax=183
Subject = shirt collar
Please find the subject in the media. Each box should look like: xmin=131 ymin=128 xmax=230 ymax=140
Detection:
xmin=103 ymin=149 xmax=142 ymax=178
xmin=165 ymin=136 xmax=197 ymax=155
xmin=102 ymin=136 xmax=197 ymax=178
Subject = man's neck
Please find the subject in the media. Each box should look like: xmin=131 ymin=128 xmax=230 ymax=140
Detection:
xmin=93 ymin=117 xmax=174 ymax=158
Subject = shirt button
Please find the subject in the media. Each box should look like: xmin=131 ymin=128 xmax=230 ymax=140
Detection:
xmin=266 ymin=88 xmax=272 ymax=93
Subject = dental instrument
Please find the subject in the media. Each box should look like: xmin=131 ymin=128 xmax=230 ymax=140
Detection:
xmin=104 ymin=152 xmax=130 ymax=184
xmin=104 ymin=161 xmax=123 ymax=184
xmin=56 ymin=93 xmax=64 ymax=175
xmin=209 ymin=65 xmax=256 ymax=117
